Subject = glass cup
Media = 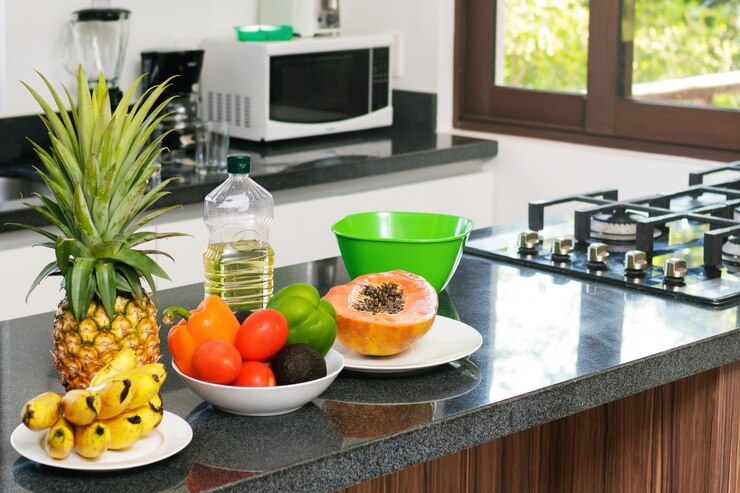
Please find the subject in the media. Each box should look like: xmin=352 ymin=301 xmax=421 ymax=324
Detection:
xmin=195 ymin=121 xmax=230 ymax=175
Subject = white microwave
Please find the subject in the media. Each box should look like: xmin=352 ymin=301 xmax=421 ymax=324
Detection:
xmin=200 ymin=34 xmax=393 ymax=142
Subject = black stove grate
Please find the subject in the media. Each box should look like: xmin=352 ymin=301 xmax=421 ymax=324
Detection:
xmin=465 ymin=160 xmax=740 ymax=306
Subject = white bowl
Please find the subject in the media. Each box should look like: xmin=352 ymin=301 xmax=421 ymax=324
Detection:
xmin=172 ymin=349 xmax=344 ymax=416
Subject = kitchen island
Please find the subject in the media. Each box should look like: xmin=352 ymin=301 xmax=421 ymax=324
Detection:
xmin=1 ymin=237 xmax=739 ymax=492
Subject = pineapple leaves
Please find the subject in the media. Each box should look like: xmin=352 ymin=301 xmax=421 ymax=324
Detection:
xmin=6 ymin=223 xmax=59 ymax=242
xmin=125 ymin=231 xmax=190 ymax=248
xmin=18 ymin=66 xmax=183 ymax=315
xmin=76 ymin=66 xmax=94 ymax=163
xmin=55 ymin=237 xmax=74 ymax=275
xmin=139 ymin=249 xmax=175 ymax=263
xmin=112 ymin=249 xmax=171 ymax=281
xmin=69 ymin=257 xmax=96 ymax=321
xmin=22 ymin=201 xmax=74 ymax=238
xmin=91 ymin=240 xmax=124 ymax=258
xmin=25 ymin=261 xmax=60 ymax=302
xmin=118 ymin=265 xmax=144 ymax=302
xmin=94 ymin=260 xmax=116 ymax=321
xmin=34 ymin=71 xmax=79 ymax=158
xmin=125 ymin=205 xmax=182 ymax=235
xmin=73 ymin=184 xmax=99 ymax=244
xmin=20 ymin=80 xmax=76 ymax=156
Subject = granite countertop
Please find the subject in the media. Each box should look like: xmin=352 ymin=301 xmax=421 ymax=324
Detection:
xmin=0 ymin=126 xmax=497 ymax=233
xmin=2 ymin=229 xmax=739 ymax=492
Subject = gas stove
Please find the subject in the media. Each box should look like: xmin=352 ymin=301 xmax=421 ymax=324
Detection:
xmin=465 ymin=161 xmax=740 ymax=306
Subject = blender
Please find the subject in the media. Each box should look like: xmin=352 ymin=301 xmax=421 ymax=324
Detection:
xmin=63 ymin=2 xmax=130 ymax=106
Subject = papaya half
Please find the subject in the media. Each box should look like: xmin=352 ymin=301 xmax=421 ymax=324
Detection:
xmin=322 ymin=270 xmax=438 ymax=356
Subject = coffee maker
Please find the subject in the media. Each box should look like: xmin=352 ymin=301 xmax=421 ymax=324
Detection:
xmin=141 ymin=49 xmax=205 ymax=168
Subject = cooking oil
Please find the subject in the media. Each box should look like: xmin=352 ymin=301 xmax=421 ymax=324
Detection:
xmin=203 ymin=154 xmax=275 ymax=311
xmin=203 ymin=240 xmax=274 ymax=311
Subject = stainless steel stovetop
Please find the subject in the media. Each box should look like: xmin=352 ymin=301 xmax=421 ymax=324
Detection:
xmin=465 ymin=161 xmax=740 ymax=306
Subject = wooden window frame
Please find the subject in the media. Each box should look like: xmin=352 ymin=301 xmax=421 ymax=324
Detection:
xmin=453 ymin=0 xmax=740 ymax=161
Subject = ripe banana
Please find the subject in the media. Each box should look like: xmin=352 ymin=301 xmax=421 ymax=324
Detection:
xmin=75 ymin=422 xmax=111 ymax=459
xmin=111 ymin=362 xmax=167 ymax=382
xmin=21 ymin=391 xmax=62 ymax=431
xmin=45 ymin=416 xmax=75 ymax=459
xmin=90 ymin=348 xmax=137 ymax=387
xmin=112 ymin=363 xmax=166 ymax=410
xmin=93 ymin=378 xmax=134 ymax=420
xmin=62 ymin=389 xmax=101 ymax=426
xmin=102 ymin=411 xmax=143 ymax=450
xmin=134 ymin=394 xmax=164 ymax=436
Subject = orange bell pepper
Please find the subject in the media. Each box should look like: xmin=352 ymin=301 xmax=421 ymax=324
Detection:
xmin=163 ymin=295 xmax=241 ymax=375
xmin=167 ymin=320 xmax=198 ymax=376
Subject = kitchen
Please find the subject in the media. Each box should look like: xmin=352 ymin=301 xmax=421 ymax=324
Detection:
xmin=0 ymin=0 xmax=738 ymax=491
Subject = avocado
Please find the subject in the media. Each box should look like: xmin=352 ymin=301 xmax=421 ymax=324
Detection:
xmin=233 ymin=309 xmax=253 ymax=325
xmin=272 ymin=344 xmax=327 ymax=385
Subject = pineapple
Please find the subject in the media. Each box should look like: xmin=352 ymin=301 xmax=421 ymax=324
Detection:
xmin=14 ymin=67 xmax=185 ymax=390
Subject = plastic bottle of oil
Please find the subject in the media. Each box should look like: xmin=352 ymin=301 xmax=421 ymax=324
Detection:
xmin=203 ymin=154 xmax=274 ymax=311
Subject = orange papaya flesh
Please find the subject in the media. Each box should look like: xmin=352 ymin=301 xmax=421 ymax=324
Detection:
xmin=322 ymin=270 xmax=438 ymax=356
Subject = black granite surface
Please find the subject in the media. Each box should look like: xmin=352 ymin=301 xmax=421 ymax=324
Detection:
xmin=1 ymin=240 xmax=739 ymax=492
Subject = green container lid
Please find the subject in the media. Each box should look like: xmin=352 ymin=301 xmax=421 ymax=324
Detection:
xmin=235 ymin=24 xmax=293 ymax=42
xmin=227 ymin=154 xmax=251 ymax=173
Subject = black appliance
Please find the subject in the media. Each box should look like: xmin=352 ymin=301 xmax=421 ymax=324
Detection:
xmin=465 ymin=161 xmax=740 ymax=306
xmin=141 ymin=49 xmax=205 ymax=167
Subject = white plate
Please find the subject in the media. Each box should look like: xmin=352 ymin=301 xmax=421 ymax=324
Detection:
xmin=10 ymin=411 xmax=192 ymax=471
xmin=332 ymin=316 xmax=483 ymax=374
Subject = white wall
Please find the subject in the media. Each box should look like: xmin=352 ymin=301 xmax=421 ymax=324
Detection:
xmin=332 ymin=0 xmax=439 ymax=93
xmin=1 ymin=0 xmax=257 ymax=116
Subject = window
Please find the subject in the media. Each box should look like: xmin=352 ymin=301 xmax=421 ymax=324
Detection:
xmin=454 ymin=0 xmax=740 ymax=159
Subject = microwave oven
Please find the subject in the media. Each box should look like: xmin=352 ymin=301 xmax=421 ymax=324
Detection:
xmin=200 ymin=34 xmax=393 ymax=142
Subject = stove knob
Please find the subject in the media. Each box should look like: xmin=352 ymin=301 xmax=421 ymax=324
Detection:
xmin=587 ymin=243 xmax=609 ymax=269
xmin=551 ymin=237 xmax=573 ymax=262
xmin=663 ymin=257 xmax=687 ymax=286
xmin=624 ymin=250 xmax=648 ymax=277
xmin=517 ymin=231 xmax=539 ymax=254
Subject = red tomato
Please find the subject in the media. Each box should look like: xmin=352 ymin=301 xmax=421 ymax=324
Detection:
xmin=233 ymin=361 xmax=276 ymax=387
xmin=235 ymin=309 xmax=289 ymax=361
xmin=191 ymin=340 xmax=242 ymax=385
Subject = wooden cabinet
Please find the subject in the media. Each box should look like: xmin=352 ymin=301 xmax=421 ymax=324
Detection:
xmin=342 ymin=360 xmax=740 ymax=493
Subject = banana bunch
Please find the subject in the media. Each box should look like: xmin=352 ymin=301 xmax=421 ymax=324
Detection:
xmin=20 ymin=348 xmax=166 ymax=460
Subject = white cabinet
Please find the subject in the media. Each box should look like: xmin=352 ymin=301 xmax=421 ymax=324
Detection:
xmin=1 ymin=159 xmax=494 ymax=320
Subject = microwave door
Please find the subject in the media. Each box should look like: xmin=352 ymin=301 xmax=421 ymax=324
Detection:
xmin=269 ymin=49 xmax=370 ymax=124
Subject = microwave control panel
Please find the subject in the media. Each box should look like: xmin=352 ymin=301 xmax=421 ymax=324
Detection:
xmin=371 ymin=47 xmax=390 ymax=111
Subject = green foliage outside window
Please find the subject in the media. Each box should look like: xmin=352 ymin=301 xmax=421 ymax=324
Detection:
xmin=502 ymin=0 xmax=738 ymax=107
xmin=502 ymin=0 xmax=589 ymax=93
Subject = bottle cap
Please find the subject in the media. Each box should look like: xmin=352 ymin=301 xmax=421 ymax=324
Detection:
xmin=227 ymin=154 xmax=251 ymax=174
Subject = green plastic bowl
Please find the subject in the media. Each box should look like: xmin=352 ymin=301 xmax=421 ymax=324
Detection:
xmin=331 ymin=211 xmax=474 ymax=292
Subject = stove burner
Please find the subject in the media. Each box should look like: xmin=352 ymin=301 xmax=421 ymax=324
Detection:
xmin=590 ymin=210 xmax=660 ymax=243
xmin=722 ymin=235 xmax=740 ymax=265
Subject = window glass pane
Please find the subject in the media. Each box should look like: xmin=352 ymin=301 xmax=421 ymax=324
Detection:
xmin=623 ymin=0 xmax=739 ymax=109
xmin=498 ymin=0 xmax=590 ymax=93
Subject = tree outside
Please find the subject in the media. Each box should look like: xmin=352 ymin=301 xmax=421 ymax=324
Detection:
xmin=501 ymin=0 xmax=739 ymax=108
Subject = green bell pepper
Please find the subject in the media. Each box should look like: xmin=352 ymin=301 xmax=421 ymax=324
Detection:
xmin=266 ymin=283 xmax=337 ymax=356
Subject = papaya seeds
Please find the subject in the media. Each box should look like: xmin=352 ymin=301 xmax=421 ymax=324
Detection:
xmin=271 ymin=344 xmax=327 ymax=385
